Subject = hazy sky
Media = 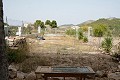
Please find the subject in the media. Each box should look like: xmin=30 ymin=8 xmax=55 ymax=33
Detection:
xmin=3 ymin=0 xmax=120 ymax=25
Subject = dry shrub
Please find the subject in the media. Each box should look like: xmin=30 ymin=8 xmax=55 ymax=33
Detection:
xmin=7 ymin=39 xmax=29 ymax=63
xmin=19 ymin=56 xmax=51 ymax=73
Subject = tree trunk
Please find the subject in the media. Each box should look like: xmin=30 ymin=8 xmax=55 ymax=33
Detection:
xmin=0 ymin=0 xmax=8 ymax=80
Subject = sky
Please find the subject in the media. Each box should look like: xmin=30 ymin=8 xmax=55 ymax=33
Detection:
xmin=3 ymin=0 xmax=120 ymax=26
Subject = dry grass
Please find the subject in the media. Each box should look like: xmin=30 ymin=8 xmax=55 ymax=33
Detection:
xmin=28 ymin=36 xmax=98 ymax=55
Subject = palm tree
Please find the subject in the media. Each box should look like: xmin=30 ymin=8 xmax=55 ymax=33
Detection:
xmin=0 ymin=0 xmax=8 ymax=79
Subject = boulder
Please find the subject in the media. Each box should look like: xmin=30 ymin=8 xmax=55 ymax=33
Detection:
xmin=95 ymin=71 xmax=104 ymax=77
xmin=17 ymin=71 xmax=26 ymax=79
xmin=9 ymin=66 xmax=17 ymax=79
xmin=118 ymin=65 xmax=120 ymax=69
xmin=25 ymin=72 xmax=36 ymax=80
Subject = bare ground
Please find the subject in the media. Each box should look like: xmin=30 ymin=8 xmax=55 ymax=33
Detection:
xmin=16 ymin=36 xmax=119 ymax=80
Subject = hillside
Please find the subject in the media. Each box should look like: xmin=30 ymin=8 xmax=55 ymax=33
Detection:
xmin=79 ymin=18 xmax=120 ymax=36
xmin=77 ymin=20 xmax=94 ymax=26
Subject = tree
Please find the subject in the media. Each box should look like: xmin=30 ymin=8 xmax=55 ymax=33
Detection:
xmin=93 ymin=24 xmax=108 ymax=37
xmin=51 ymin=20 xmax=57 ymax=28
xmin=45 ymin=20 xmax=51 ymax=26
xmin=34 ymin=20 xmax=41 ymax=29
xmin=40 ymin=22 xmax=45 ymax=29
xmin=0 ymin=0 xmax=9 ymax=79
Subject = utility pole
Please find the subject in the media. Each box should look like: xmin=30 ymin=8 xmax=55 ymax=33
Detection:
xmin=5 ymin=16 xmax=9 ymax=37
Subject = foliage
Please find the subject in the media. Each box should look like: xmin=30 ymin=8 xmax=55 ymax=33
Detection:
xmin=9 ymin=26 xmax=18 ymax=36
xmin=65 ymin=29 xmax=76 ymax=36
xmin=7 ymin=40 xmax=29 ymax=63
xmin=45 ymin=20 xmax=51 ymax=26
xmin=66 ymin=28 xmax=84 ymax=40
xmin=51 ymin=20 xmax=57 ymax=28
xmin=83 ymin=36 xmax=88 ymax=42
xmin=81 ymin=26 xmax=88 ymax=32
xmin=88 ymin=18 xmax=120 ymax=37
xmin=78 ymin=29 xmax=83 ymax=40
xmin=93 ymin=24 xmax=108 ymax=37
xmin=40 ymin=22 xmax=45 ymax=28
xmin=101 ymin=37 xmax=112 ymax=53
xmin=22 ymin=26 xmax=32 ymax=34
xmin=34 ymin=20 xmax=41 ymax=29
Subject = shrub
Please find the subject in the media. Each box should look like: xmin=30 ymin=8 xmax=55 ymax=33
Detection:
xmin=83 ymin=37 xmax=88 ymax=43
xmin=65 ymin=29 xmax=76 ymax=36
xmin=7 ymin=40 xmax=29 ymax=63
xmin=78 ymin=29 xmax=83 ymax=40
xmin=112 ymin=42 xmax=120 ymax=61
xmin=101 ymin=37 xmax=112 ymax=53
xmin=93 ymin=25 xmax=108 ymax=37
xmin=20 ymin=56 xmax=51 ymax=73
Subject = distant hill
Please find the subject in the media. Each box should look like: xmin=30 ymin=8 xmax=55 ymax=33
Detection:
xmin=59 ymin=24 xmax=75 ymax=27
xmin=77 ymin=20 xmax=94 ymax=26
xmin=88 ymin=18 xmax=120 ymax=28
xmin=86 ymin=18 xmax=120 ymax=36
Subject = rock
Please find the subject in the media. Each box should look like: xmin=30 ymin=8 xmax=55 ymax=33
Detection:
xmin=9 ymin=66 xmax=17 ymax=79
xmin=118 ymin=65 xmax=120 ymax=69
xmin=13 ymin=77 xmax=24 ymax=80
xmin=105 ymin=53 xmax=110 ymax=55
xmin=108 ymin=72 xmax=120 ymax=80
xmin=101 ymin=51 xmax=105 ymax=54
xmin=25 ymin=72 xmax=36 ymax=80
xmin=95 ymin=71 xmax=104 ymax=77
xmin=17 ymin=71 xmax=25 ymax=79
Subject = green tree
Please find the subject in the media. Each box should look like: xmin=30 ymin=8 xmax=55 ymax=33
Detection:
xmin=93 ymin=25 xmax=108 ymax=37
xmin=40 ymin=22 xmax=45 ymax=28
xmin=51 ymin=20 xmax=57 ymax=28
xmin=45 ymin=20 xmax=51 ymax=26
xmin=34 ymin=20 xmax=41 ymax=29
xmin=0 ymin=0 xmax=8 ymax=79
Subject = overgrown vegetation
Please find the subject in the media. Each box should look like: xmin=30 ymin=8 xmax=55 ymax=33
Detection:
xmin=112 ymin=42 xmax=120 ymax=61
xmin=9 ymin=26 xmax=18 ymax=36
xmin=66 ymin=28 xmax=88 ymax=42
xmin=7 ymin=40 xmax=29 ymax=63
xmin=78 ymin=29 xmax=83 ymax=40
xmin=65 ymin=29 xmax=76 ymax=36
xmin=88 ymin=18 xmax=120 ymax=37
xmin=83 ymin=36 xmax=88 ymax=42
xmin=20 ymin=56 xmax=51 ymax=73
xmin=93 ymin=24 xmax=108 ymax=37
xmin=101 ymin=37 xmax=112 ymax=53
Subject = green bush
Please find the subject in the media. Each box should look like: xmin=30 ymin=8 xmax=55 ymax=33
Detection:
xmin=65 ymin=29 xmax=76 ymax=36
xmin=101 ymin=37 xmax=112 ymax=53
xmin=83 ymin=37 xmax=88 ymax=43
xmin=78 ymin=29 xmax=83 ymax=40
